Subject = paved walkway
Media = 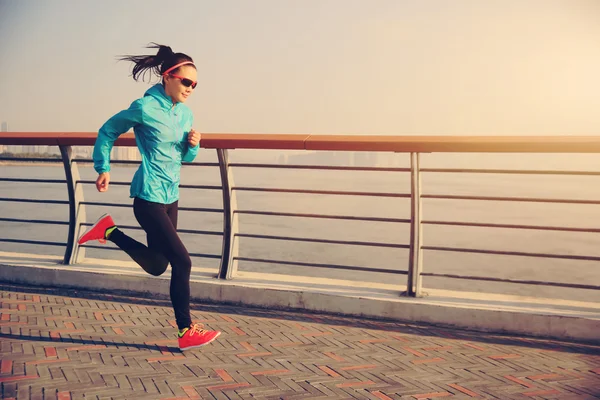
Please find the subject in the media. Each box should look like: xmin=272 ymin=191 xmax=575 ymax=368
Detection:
xmin=0 ymin=283 xmax=599 ymax=400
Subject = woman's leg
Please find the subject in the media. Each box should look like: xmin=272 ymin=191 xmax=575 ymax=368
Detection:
xmin=79 ymin=199 xmax=219 ymax=348
xmin=131 ymin=199 xmax=193 ymax=330
xmin=107 ymin=198 xmax=170 ymax=277
xmin=136 ymin=200 xmax=221 ymax=349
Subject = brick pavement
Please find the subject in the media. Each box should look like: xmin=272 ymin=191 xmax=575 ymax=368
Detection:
xmin=0 ymin=283 xmax=599 ymax=399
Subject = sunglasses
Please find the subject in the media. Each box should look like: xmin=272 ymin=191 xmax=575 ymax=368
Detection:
xmin=169 ymin=74 xmax=197 ymax=89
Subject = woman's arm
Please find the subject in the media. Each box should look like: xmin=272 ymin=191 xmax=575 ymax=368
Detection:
xmin=93 ymin=99 xmax=144 ymax=174
xmin=183 ymin=128 xmax=201 ymax=163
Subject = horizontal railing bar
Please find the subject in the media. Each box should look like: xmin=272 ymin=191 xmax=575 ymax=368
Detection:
xmin=422 ymin=194 xmax=600 ymax=205
xmin=0 ymin=238 xmax=65 ymax=247
xmin=81 ymin=201 xmax=132 ymax=208
xmin=178 ymin=229 xmax=222 ymax=236
xmin=76 ymin=180 xmax=222 ymax=190
xmin=77 ymin=180 xmax=130 ymax=186
xmin=189 ymin=253 xmax=222 ymax=259
xmin=235 ymin=257 xmax=406 ymax=275
xmin=229 ymin=163 xmax=410 ymax=172
xmin=421 ymin=168 xmax=600 ymax=176
xmin=236 ymin=233 xmax=409 ymax=249
xmin=178 ymin=184 xmax=221 ymax=190
xmin=420 ymin=272 xmax=600 ymax=291
xmin=80 ymin=202 xmax=223 ymax=213
xmin=423 ymin=245 xmax=600 ymax=261
xmin=4 ymin=162 xmax=600 ymax=177
xmin=81 ymin=244 xmax=221 ymax=259
xmin=0 ymin=197 xmax=68 ymax=205
xmin=199 ymin=133 xmax=600 ymax=153
xmin=179 ymin=207 xmax=224 ymax=213
xmin=233 ymin=187 xmax=410 ymax=198
xmin=73 ymin=158 xmax=220 ymax=167
xmin=79 ymin=245 xmax=126 ymax=251
xmin=0 ymin=178 xmax=66 ymax=184
xmin=0 ymin=217 xmax=69 ymax=226
xmin=183 ymin=162 xmax=220 ymax=167
xmin=72 ymin=159 xmax=140 ymax=165
xmin=423 ymin=220 xmax=600 ymax=233
xmin=235 ymin=210 xmax=410 ymax=223
xmin=80 ymin=222 xmax=222 ymax=236
xmin=0 ymin=157 xmax=61 ymax=162
xmin=7 ymin=132 xmax=600 ymax=153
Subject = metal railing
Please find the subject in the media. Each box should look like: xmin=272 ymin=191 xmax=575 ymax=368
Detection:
xmin=71 ymin=157 xmax=225 ymax=263
xmin=2 ymin=132 xmax=600 ymax=297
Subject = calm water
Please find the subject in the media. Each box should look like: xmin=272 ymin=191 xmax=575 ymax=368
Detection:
xmin=2 ymin=149 xmax=600 ymax=302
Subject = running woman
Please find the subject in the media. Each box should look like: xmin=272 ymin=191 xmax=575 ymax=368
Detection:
xmin=78 ymin=43 xmax=221 ymax=351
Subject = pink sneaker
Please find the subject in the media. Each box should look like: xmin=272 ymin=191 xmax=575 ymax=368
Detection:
xmin=178 ymin=323 xmax=221 ymax=351
xmin=78 ymin=214 xmax=115 ymax=245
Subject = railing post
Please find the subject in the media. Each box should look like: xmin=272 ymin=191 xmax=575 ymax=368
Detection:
xmin=60 ymin=145 xmax=86 ymax=264
xmin=217 ymin=149 xmax=239 ymax=279
xmin=406 ymin=152 xmax=423 ymax=296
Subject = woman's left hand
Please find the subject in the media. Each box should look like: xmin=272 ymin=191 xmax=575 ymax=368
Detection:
xmin=188 ymin=129 xmax=201 ymax=147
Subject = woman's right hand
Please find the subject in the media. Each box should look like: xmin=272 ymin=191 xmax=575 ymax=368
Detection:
xmin=96 ymin=172 xmax=110 ymax=192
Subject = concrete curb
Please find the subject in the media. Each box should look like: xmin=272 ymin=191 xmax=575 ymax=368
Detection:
xmin=1 ymin=262 xmax=599 ymax=344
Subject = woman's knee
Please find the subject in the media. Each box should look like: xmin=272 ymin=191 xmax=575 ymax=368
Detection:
xmin=149 ymin=262 xmax=169 ymax=277
xmin=172 ymin=254 xmax=192 ymax=276
xmin=180 ymin=255 xmax=192 ymax=272
xmin=144 ymin=258 xmax=169 ymax=276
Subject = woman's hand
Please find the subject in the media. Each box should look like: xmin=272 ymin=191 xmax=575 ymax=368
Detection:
xmin=188 ymin=128 xmax=201 ymax=148
xmin=96 ymin=172 xmax=110 ymax=192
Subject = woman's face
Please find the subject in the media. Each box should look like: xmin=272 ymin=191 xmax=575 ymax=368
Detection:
xmin=164 ymin=65 xmax=197 ymax=104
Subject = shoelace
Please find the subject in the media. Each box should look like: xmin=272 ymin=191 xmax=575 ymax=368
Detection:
xmin=188 ymin=323 xmax=207 ymax=336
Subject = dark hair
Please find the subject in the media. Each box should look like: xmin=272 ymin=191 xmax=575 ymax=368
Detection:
xmin=118 ymin=43 xmax=195 ymax=82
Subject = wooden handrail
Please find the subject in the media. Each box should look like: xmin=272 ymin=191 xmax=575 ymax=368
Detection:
xmin=1 ymin=132 xmax=600 ymax=153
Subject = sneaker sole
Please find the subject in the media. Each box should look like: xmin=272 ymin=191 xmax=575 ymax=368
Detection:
xmin=179 ymin=331 xmax=221 ymax=351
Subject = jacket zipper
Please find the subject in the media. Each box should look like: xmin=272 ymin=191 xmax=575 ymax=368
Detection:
xmin=169 ymin=106 xmax=178 ymax=200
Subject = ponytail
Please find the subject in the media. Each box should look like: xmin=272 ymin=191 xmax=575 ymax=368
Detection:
xmin=118 ymin=43 xmax=195 ymax=82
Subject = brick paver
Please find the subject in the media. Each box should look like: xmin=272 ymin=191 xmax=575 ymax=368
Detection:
xmin=1 ymin=283 xmax=599 ymax=399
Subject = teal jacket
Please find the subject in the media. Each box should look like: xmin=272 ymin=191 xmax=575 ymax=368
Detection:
xmin=93 ymin=83 xmax=199 ymax=204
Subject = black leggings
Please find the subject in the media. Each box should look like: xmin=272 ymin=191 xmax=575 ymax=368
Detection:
xmin=109 ymin=197 xmax=192 ymax=330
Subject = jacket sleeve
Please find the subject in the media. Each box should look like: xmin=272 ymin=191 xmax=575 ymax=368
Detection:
xmin=93 ymin=99 xmax=144 ymax=174
xmin=182 ymin=142 xmax=200 ymax=163
xmin=182 ymin=111 xmax=199 ymax=163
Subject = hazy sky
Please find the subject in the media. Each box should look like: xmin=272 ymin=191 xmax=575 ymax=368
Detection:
xmin=0 ymin=0 xmax=599 ymax=135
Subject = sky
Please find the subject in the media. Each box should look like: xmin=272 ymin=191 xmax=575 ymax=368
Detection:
xmin=0 ymin=0 xmax=599 ymax=135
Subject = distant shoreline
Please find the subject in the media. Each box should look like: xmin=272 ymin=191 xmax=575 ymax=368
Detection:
xmin=0 ymin=161 xmax=63 ymax=166
xmin=0 ymin=161 xmax=91 ymax=166
xmin=0 ymin=161 xmax=137 ymax=167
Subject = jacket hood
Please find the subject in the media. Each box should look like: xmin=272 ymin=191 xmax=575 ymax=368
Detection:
xmin=144 ymin=83 xmax=177 ymax=109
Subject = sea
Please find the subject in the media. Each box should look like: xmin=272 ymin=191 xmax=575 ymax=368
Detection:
xmin=1 ymin=148 xmax=600 ymax=302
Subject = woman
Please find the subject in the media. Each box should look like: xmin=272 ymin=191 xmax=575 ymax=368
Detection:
xmin=78 ymin=43 xmax=221 ymax=351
